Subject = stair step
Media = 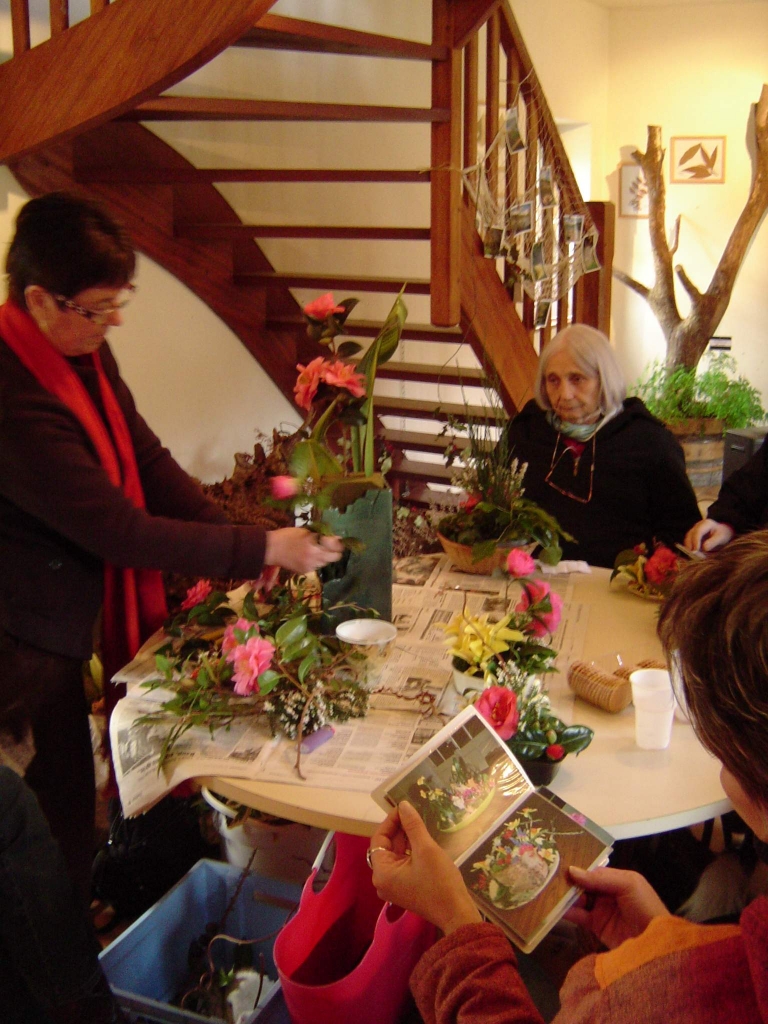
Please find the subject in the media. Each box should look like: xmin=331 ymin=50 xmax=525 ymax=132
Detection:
xmin=240 ymin=14 xmax=447 ymax=62
xmin=266 ymin=317 xmax=463 ymax=342
xmin=392 ymin=482 xmax=463 ymax=509
xmin=121 ymin=97 xmax=448 ymax=124
xmin=376 ymin=397 xmax=490 ymax=421
xmin=75 ymin=168 xmax=430 ymax=184
xmin=236 ymin=272 xmax=431 ymax=294
xmin=389 ymin=458 xmax=455 ymax=483
xmin=383 ymin=430 xmax=469 ymax=454
xmin=176 ymin=223 xmax=430 ymax=241
xmin=372 ymin=362 xmax=485 ymax=384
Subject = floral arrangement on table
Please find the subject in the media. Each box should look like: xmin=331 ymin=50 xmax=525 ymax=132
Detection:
xmin=610 ymin=542 xmax=683 ymax=602
xmin=469 ymin=806 xmax=572 ymax=910
xmin=437 ymin=404 xmax=572 ymax=567
xmin=446 ymin=550 xmax=593 ymax=769
xmin=269 ymin=290 xmax=406 ymax=522
xmin=137 ymin=575 xmax=370 ymax=774
xmin=414 ymin=755 xmax=495 ymax=833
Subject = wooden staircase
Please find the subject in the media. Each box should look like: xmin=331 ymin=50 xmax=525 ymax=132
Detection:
xmin=1 ymin=0 xmax=614 ymax=505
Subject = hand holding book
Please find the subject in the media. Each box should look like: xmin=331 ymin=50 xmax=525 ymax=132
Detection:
xmin=566 ymin=866 xmax=670 ymax=949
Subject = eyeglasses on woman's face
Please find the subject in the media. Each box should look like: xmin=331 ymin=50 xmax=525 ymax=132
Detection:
xmin=53 ymin=284 xmax=135 ymax=326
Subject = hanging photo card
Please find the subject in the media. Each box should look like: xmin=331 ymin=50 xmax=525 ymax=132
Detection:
xmin=531 ymin=241 xmax=548 ymax=282
xmin=504 ymin=107 xmax=526 ymax=154
xmin=372 ymin=707 xmax=613 ymax=953
xmin=539 ymin=166 xmax=555 ymax=209
xmin=563 ymin=214 xmax=585 ymax=244
xmin=582 ymin=236 xmax=601 ymax=274
xmin=507 ymin=201 xmax=533 ymax=237
xmin=534 ymin=300 xmax=552 ymax=330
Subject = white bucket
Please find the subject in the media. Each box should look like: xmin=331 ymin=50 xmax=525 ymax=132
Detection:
xmin=201 ymin=787 xmax=327 ymax=885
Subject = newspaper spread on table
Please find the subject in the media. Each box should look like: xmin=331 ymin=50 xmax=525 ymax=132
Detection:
xmin=110 ymin=557 xmax=586 ymax=816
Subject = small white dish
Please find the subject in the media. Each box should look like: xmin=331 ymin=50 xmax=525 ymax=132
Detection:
xmin=335 ymin=619 xmax=397 ymax=647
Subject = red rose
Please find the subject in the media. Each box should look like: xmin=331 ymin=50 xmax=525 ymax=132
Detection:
xmin=545 ymin=743 xmax=565 ymax=762
xmin=644 ymin=545 xmax=679 ymax=585
xmin=462 ymin=494 xmax=481 ymax=511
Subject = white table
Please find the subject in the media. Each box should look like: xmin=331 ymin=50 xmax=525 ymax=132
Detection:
xmin=204 ymin=566 xmax=730 ymax=841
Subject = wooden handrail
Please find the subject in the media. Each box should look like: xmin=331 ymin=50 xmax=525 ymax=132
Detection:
xmin=0 ymin=0 xmax=277 ymax=163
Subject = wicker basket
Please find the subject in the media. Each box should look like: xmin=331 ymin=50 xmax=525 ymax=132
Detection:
xmin=437 ymin=533 xmax=534 ymax=575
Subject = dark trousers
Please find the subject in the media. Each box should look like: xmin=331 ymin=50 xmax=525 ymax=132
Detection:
xmin=0 ymin=633 xmax=95 ymax=909
xmin=0 ymin=766 xmax=112 ymax=1023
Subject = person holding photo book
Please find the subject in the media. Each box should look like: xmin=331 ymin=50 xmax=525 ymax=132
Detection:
xmin=370 ymin=531 xmax=768 ymax=1024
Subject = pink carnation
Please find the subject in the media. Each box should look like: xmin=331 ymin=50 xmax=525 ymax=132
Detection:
xmin=506 ymin=548 xmax=536 ymax=578
xmin=644 ymin=545 xmax=679 ymax=585
xmin=294 ymin=356 xmax=326 ymax=410
xmin=475 ymin=686 xmax=520 ymax=740
xmin=231 ymin=636 xmax=276 ymax=696
xmin=322 ymin=360 xmax=366 ymax=399
xmin=515 ymin=580 xmax=563 ymax=637
xmin=222 ymin=618 xmax=256 ymax=658
xmin=180 ymin=579 xmax=213 ymax=611
xmin=270 ymin=475 xmax=300 ymax=499
xmin=303 ymin=292 xmax=345 ymax=320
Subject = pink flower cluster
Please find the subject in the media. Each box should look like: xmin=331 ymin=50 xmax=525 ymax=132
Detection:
xmin=303 ymin=292 xmax=345 ymax=321
xmin=294 ymin=356 xmax=366 ymax=411
xmin=222 ymin=618 xmax=275 ymax=696
xmin=180 ymin=579 xmax=213 ymax=611
xmin=515 ymin=580 xmax=563 ymax=638
xmin=644 ymin=544 xmax=680 ymax=585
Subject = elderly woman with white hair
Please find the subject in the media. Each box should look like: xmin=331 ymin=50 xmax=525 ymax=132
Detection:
xmin=505 ymin=324 xmax=700 ymax=567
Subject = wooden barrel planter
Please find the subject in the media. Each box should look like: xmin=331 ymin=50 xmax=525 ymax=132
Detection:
xmin=666 ymin=418 xmax=724 ymax=498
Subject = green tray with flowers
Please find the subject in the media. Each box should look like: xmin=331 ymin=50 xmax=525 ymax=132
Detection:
xmin=469 ymin=806 xmax=560 ymax=910
xmin=445 ymin=549 xmax=593 ymax=776
xmin=436 ymin=404 xmax=572 ymax=569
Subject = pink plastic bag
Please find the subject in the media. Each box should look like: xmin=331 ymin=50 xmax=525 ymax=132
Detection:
xmin=274 ymin=833 xmax=435 ymax=1024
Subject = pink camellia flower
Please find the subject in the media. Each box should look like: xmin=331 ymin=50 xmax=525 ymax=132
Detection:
xmin=475 ymin=686 xmax=520 ymax=740
xmin=322 ymin=360 xmax=366 ymax=399
xmin=506 ymin=548 xmax=536 ymax=579
xmin=294 ymin=356 xmax=327 ymax=410
xmin=270 ymin=475 xmax=300 ymax=499
xmin=222 ymin=618 xmax=256 ymax=658
xmin=180 ymin=579 xmax=213 ymax=611
xmin=303 ymin=292 xmax=345 ymax=321
xmin=545 ymin=743 xmax=566 ymax=762
xmin=231 ymin=636 xmax=276 ymax=696
xmin=515 ymin=580 xmax=563 ymax=637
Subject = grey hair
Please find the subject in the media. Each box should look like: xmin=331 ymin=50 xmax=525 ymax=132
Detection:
xmin=534 ymin=324 xmax=626 ymax=417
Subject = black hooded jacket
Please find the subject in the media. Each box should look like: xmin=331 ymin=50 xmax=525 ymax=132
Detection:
xmin=505 ymin=398 xmax=701 ymax=567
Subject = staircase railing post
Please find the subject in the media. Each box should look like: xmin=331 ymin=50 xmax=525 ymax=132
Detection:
xmin=431 ymin=0 xmax=462 ymax=326
xmin=574 ymin=201 xmax=615 ymax=335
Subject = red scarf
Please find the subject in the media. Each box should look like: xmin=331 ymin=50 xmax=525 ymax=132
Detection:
xmin=0 ymin=300 xmax=168 ymax=709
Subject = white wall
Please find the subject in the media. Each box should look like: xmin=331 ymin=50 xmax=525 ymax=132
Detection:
xmin=0 ymin=167 xmax=296 ymax=482
xmin=605 ymin=2 xmax=768 ymax=396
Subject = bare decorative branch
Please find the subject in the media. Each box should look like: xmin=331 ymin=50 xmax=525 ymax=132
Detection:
xmin=613 ymin=85 xmax=768 ymax=369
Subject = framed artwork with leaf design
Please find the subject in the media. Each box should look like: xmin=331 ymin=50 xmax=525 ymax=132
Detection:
xmin=670 ymin=136 xmax=726 ymax=184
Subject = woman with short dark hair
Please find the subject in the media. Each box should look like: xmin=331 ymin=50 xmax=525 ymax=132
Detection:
xmin=0 ymin=192 xmax=342 ymax=906
xmin=506 ymin=324 xmax=700 ymax=567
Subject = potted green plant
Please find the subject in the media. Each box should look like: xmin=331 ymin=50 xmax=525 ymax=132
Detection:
xmin=634 ymin=355 xmax=765 ymax=432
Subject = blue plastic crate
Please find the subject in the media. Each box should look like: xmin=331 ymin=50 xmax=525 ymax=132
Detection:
xmin=100 ymin=858 xmax=301 ymax=1023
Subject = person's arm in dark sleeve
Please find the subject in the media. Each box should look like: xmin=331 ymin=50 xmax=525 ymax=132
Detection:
xmin=708 ymin=439 xmax=768 ymax=535
xmin=647 ymin=430 xmax=702 ymax=544
xmin=0 ymin=388 xmax=265 ymax=578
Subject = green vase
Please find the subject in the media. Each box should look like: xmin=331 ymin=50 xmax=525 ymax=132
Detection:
xmin=320 ymin=488 xmax=393 ymax=630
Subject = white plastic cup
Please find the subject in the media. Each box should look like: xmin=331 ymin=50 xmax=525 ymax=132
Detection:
xmin=629 ymin=668 xmax=675 ymax=750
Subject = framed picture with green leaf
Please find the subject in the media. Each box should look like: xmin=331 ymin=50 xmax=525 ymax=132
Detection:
xmin=670 ymin=136 xmax=726 ymax=184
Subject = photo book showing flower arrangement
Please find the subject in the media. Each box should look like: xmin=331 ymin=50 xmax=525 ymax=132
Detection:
xmin=372 ymin=706 xmax=613 ymax=953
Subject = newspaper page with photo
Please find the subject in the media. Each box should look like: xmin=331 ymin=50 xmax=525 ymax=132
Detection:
xmin=372 ymin=706 xmax=612 ymax=953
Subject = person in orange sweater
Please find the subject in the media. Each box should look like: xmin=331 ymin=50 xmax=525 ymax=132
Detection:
xmin=370 ymin=531 xmax=768 ymax=1024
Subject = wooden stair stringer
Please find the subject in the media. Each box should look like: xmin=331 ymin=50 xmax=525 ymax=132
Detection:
xmin=0 ymin=0 xmax=278 ymax=164
xmin=8 ymin=123 xmax=322 ymax=403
